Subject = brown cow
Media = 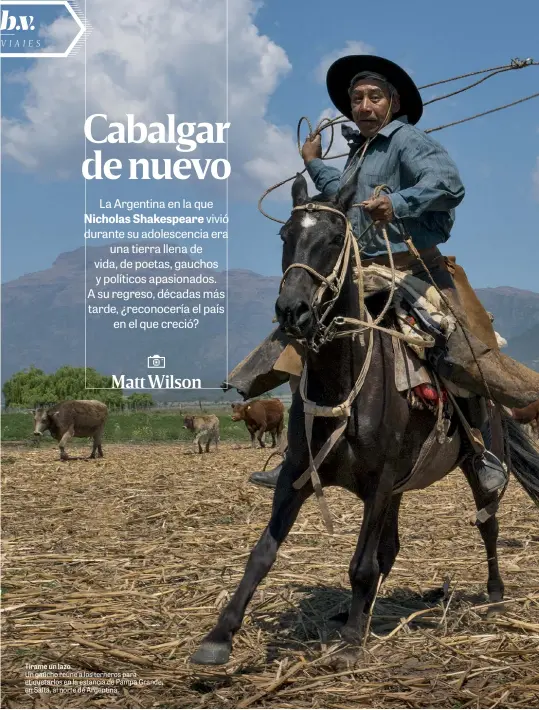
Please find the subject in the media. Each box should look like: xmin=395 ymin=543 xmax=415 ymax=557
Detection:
xmin=183 ymin=415 xmax=220 ymax=454
xmin=511 ymin=401 xmax=539 ymax=439
xmin=231 ymin=399 xmax=285 ymax=449
xmin=33 ymin=400 xmax=108 ymax=460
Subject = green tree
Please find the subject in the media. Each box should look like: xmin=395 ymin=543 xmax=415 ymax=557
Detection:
xmin=2 ymin=366 xmax=124 ymax=408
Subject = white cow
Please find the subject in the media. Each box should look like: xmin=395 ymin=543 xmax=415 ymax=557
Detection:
xmin=487 ymin=311 xmax=507 ymax=349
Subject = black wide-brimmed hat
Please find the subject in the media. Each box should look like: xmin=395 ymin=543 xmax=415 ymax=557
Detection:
xmin=326 ymin=55 xmax=423 ymax=125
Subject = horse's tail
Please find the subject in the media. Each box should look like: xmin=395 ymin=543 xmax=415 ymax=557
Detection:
xmin=503 ymin=413 xmax=539 ymax=506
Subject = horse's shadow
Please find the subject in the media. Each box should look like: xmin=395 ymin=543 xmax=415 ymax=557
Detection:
xmin=59 ymin=455 xmax=101 ymax=462
xmin=250 ymin=584 xmax=487 ymax=663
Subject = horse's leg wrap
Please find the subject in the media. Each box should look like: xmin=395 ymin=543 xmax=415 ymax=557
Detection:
xmin=462 ymin=461 xmax=505 ymax=606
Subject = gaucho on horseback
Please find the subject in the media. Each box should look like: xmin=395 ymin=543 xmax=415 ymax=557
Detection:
xmin=225 ymin=54 xmax=539 ymax=495
xmin=191 ymin=54 xmax=539 ymax=667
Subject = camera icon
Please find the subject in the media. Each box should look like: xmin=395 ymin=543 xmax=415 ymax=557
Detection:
xmin=147 ymin=354 xmax=166 ymax=369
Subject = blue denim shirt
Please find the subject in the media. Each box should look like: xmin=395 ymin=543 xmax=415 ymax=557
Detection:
xmin=305 ymin=117 xmax=465 ymax=257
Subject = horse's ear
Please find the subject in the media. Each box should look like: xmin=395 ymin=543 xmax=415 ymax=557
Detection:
xmin=336 ymin=179 xmax=357 ymax=211
xmin=291 ymin=173 xmax=308 ymax=207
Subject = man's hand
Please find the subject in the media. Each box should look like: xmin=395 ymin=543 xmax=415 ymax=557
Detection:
xmin=360 ymin=196 xmax=394 ymax=224
xmin=301 ymin=133 xmax=322 ymax=164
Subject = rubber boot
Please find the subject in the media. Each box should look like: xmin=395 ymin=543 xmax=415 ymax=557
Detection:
xmin=249 ymin=463 xmax=282 ymax=489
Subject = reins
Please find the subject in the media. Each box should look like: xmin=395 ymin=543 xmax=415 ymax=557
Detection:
xmin=280 ymin=198 xmax=435 ymax=353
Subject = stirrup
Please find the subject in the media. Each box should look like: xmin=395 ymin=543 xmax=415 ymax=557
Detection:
xmin=472 ymin=450 xmax=507 ymax=495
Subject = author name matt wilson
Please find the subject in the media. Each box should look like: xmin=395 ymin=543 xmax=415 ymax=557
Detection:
xmin=112 ymin=374 xmax=202 ymax=389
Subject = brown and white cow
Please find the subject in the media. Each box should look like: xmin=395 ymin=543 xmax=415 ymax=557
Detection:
xmin=33 ymin=400 xmax=108 ymax=460
xmin=183 ymin=415 xmax=220 ymax=454
xmin=231 ymin=398 xmax=285 ymax=449
xmin=511 ymin=400 xmax=539 ymax=440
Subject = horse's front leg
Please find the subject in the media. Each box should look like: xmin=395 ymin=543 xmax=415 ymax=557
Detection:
xmin=340 ymin=468 xmax=398 ymax=647
xmin=190 ymin=459 xmax=311 ymax=666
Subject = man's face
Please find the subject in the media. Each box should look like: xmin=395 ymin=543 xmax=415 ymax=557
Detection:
xmin=349 ymin=79 xmax=400 ymax=138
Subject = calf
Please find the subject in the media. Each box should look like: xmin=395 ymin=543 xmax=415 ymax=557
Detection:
xmin=183 ymin=415 xmax=220 ymax=454
xmin=33 ymin=400 xmax=108 ymax=460
xmin=511 ymin=400 xmax=539 ymax=439
xmin=231 ymin=398 xmax=285 ymax=449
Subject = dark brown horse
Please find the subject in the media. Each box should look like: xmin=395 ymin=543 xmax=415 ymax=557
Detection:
xmin=191 ymin=175 xmax=539 ymax=666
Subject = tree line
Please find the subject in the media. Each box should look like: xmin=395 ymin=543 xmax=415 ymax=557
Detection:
xmin=2 ymin=366 xmax=154 ymax=410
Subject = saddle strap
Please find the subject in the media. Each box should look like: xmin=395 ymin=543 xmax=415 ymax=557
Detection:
xmin=293 ymin=417 xmax=348 ymax=491
xmin=301 ymin=413 xmax=336 ymax=535
xmin=442 ymin=380 xmax=486 ymax=455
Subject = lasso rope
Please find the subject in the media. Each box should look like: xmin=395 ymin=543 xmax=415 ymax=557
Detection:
xmin=422 ymin=58 xmax=536 ymax=105
xmin=258 ymin=57 xmax=538 ymax=222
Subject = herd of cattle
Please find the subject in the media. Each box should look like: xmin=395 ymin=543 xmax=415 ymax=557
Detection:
xmin=31 ymin=396 xmax=539 ymax=461
xmin=32 ymin=397 xmax=287 ymax=459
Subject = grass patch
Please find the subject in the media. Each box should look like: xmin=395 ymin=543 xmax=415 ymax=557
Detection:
xmin=1 ymin=409 xmax=289 ymax=444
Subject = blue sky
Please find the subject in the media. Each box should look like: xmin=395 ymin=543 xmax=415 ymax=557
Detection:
xmin=1 ymin=0 xmax=538 ymax=290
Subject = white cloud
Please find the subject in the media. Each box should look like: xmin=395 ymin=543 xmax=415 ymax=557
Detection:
xmin=1 ymin=0 xmax=302 ymax=198
xmin=314 ymin=40 xmax=375 ymax=84
xmin=533 ymin=157 xmax=539 ymax=201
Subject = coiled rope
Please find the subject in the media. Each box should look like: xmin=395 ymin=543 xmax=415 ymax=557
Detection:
xmin=258 ymin=57 xmax=538 ymax=223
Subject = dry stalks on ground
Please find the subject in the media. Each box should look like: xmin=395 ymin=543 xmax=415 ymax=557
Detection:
xmin=1 ymin=443 xmax=538 ymax=708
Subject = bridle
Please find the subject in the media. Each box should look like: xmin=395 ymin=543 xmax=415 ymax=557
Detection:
xmin=278 ymin=200 xmax=434 ymax=353
xmin=279 ymin=202 xmax=354 ymax=352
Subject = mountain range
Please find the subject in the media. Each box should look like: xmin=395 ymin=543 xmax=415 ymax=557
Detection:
xmin=2 ymin=245 xmax=538 ymax=399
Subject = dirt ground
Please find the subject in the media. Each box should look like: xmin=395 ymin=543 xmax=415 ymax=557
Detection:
xmin=1 ymin=443 xmax=538 ymax=709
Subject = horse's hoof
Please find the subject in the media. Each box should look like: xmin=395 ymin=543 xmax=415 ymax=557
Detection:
xmin=321 ymin=641 xmax=364 ymax=671
xmin=487 ymin=601 xmax=505 ymax=618
xmin=190 ymin=641 xmax=231 ymax=666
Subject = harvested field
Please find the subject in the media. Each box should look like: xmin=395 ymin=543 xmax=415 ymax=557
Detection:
xmin=1 ymin=443 xmax=538 ymax=709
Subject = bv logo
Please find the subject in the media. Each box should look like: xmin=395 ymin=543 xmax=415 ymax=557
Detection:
xmin=0 ymin=1 xmax=88 ymax=58
xmin=1 ymin=10 xmax=36 ymax=30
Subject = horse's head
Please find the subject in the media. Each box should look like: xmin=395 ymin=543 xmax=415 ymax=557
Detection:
xmin=275 ymin=173 xmax=356 ymax=343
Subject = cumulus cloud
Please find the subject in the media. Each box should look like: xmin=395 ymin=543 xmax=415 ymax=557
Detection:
xmin=314 ymin=40 xmax=374 ymax=84
xmin=533 ymin=157 xmax=539 ymax=201
xmin=1 ymin=0 xmax=303 ymax=198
